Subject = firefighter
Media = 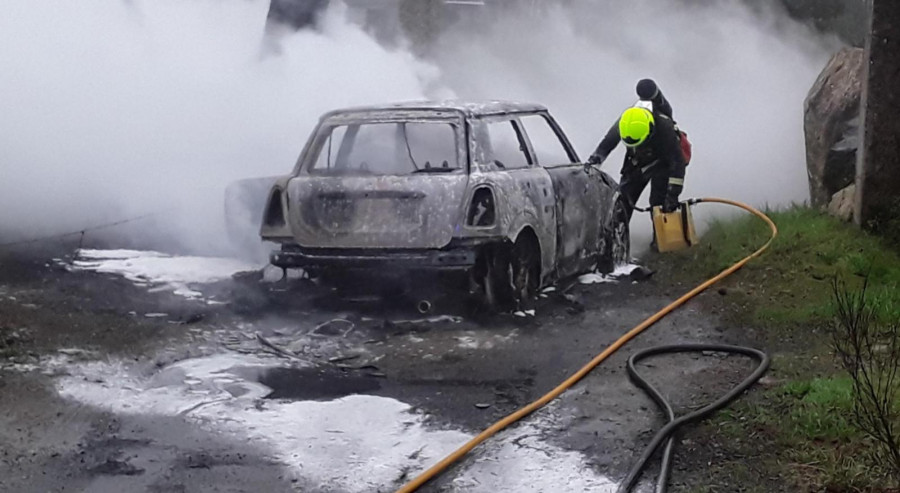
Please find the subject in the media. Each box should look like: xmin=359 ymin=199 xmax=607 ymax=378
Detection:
xmin=586 ymin=80 xmax=687 ymax=220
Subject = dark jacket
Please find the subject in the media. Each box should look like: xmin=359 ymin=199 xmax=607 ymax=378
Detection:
xmin=589 ymin=110 xmax=686 ymax=206
xmin=644 ymin=90 xmax=674 ymax=121
xmin=590 ymin=111 xmax=685 ymax=175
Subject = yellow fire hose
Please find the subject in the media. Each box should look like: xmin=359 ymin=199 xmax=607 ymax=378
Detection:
xmin=396 ymin=197 xmax=778 ymax=493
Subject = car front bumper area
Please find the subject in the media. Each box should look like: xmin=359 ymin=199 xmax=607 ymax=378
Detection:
xmin=269 ymin=241 xmax=494 ymax=271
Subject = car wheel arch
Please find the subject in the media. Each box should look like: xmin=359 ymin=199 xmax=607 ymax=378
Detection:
xmin=512 ymin=224 xmax=544 ymax=281
xmin=598 ymin=195 xmax=631 ymax=273
xmin=260 ymin=176 xmax=294 ymax=240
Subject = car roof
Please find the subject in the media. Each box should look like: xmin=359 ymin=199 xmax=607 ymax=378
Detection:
xmin=320 ymin=100 xmax=548 ymax=120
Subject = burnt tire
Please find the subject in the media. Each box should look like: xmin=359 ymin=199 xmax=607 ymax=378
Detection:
xmin=482 ymin=235 xmax=540 ymax=312
xmin=598 ymin=199 xmax=631 ymax=274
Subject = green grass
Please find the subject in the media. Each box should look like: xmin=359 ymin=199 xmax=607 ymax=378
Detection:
xmin=709 ymin=376 xmax=890 ymax=491
xmin=649 ymin=205 xmax=900 ymax=492
xmin=710 ymin=378 xmax=856 ymax=446
xmin=778 ymin=377 xmax=856 ymax=442
xmin=656 ymin=205 xmax=900 ymax=328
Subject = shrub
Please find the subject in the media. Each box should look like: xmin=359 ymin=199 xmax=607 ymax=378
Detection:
xmin=830 ymin=277 xmax=900 ymax=478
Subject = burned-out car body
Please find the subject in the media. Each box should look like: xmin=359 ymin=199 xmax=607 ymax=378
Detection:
xmin=260 ymin=101 xmax=629 ymax=307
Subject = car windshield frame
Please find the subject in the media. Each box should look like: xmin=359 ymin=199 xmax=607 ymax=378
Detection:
xmin=297 ymin=111 xmax=467 ymax=177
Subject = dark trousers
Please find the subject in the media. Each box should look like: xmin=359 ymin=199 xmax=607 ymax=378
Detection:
xmin=619 ymin=162 xmax=668 ymax=221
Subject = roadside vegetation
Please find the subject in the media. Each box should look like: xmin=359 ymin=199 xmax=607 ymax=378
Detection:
xmin=649 ymin=205 xmax=900 ymax=492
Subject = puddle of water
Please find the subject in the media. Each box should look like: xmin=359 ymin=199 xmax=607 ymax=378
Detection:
xmin=258 ymin=367 xmax=382 ymax=400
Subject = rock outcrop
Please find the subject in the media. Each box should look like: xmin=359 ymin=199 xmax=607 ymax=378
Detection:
xmin=828 ymin=184 xmax=856 ymax=222
xmin=804 ymin=47 xmax=864 ymax=209
xmin=856 ymin=0 xmax=900 ymax=234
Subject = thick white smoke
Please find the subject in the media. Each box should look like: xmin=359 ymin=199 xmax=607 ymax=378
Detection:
xmin=429 ymin=1 xmax=839 ymax=243
xmin=0 ymin=0 xmax=442 ymax=255
xmin=0 ymin=0 xmax=838 ymax=256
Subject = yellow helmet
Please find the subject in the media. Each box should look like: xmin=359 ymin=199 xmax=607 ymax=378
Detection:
xmin=618 ymin=107 xmax=655 ymax=147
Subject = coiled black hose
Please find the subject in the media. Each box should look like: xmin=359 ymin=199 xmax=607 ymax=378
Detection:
xmin=617 ymin=344 xmax=771 ymax=493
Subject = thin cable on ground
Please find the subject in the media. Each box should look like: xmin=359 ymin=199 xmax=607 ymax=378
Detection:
xmin=619 ymin=344 xmax=771 ymax=493
xmin=0 ymin=209 xmax=169 ymax=249
xmin=395 ymin=197 xmax=778 ymax=493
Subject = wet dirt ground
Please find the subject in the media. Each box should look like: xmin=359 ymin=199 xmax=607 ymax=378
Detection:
xmin=0 ymin=242 xmax=765 ymax=493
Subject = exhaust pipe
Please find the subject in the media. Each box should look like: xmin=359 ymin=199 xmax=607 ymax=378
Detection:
xmin=417 ymin=300 xmax=433 ymax=314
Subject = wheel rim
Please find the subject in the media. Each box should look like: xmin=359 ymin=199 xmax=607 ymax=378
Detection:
xmin=482 ymin=247 xmax=512 ymax=309
xmin=481 ymin=240 xmax=539 ymax=310
xmin=484 ymin=262 xmax=500 ymax=307
xmin=610 ymin=203 xmax=630 ymax=266
xmin=512 ymin=240 xmax=539 ymax=304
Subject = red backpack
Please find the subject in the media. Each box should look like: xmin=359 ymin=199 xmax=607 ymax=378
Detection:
xmin=678 ymin=129 xmax=692 ymax=165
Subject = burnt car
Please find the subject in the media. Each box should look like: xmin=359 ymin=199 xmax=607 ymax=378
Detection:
xmin=258 ymin=100 xmax=629 ymax=308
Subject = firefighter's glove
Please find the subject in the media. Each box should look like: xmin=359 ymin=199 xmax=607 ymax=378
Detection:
xmin=662 ymin=197 xmax=679 ymax=213
xmin=586 ymin=154 xmax=604 ymax=166
xmin=663 ymin=186 xmax=682 ymax=213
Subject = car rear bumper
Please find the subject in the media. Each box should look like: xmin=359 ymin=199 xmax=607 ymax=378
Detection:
xmin=270 ymin=240 xmax=502 ymax=271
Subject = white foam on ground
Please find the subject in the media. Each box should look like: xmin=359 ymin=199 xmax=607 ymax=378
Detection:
xmin=578 ymin=263 xmax=641 ymax=285
xmin=450 ymin=420 xmax=616 ymax=492
xmin=0 ymin=362 xmax=41 ymax=373
xmin=53 ymin=351 xmax=616 ymax=492
xmin=76 ymin=249 xmax=167 ymax=260
xmin=454 ymin=330 xmax=518 ymax=351
xmin=456 ymin=335 xmax=480 ymax=349
xmin=70 ymin=249 xmax=259 ymax=299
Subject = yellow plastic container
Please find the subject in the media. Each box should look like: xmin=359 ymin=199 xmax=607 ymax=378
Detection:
xmin=652 ymin=204 xmax=699 ymax=252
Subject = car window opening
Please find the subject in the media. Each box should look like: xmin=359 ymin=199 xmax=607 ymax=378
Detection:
xmin=309 ymin=122 xmax=459 ymax=176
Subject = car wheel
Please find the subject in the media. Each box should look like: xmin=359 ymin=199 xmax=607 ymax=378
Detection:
xmin=511 ymin=236 xmax=540 ymax=306
xmin=599 ymin=199 xmax=631 ymax=274
xmin=483 ymin=235 xmax=540 ymax=312
xmin=482 ymin=246 xmax=510 ymax=309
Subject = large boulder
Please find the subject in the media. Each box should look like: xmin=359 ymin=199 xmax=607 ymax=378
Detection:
xmin=828 ymin=183 xmax=856 ymax=222
xmin=804 ymin=47 xmax=864 ymax=209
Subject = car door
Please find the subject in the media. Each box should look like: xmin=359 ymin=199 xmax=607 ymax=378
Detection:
xmin=469 ymin=115 xmax=557 ymax=281
xmin=518 ymin=112 xmax=604 ymax=278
